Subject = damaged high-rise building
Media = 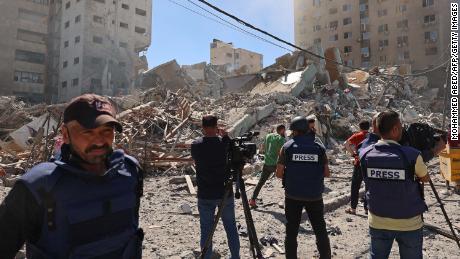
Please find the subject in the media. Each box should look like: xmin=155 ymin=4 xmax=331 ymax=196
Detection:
xmin=294 ymin=0 xmax=449 ymax=71
xmin=0 ymin=0 xmax=152 ymax=103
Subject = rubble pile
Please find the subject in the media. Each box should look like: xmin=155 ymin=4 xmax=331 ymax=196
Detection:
xmin=0 ymin=48 xmax=447 ymax=185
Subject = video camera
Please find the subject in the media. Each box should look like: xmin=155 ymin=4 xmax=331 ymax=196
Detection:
xmin=400 ymin=123 xmax=447 ymax=162
xmin=225 ymin=131 xmax=259 ymax=169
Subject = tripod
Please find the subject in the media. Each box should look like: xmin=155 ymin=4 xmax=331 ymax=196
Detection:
xmin=428 ymin=178 xmax=460 ymax=250
xmin=200 ymin=164 xmax=264 ymax=259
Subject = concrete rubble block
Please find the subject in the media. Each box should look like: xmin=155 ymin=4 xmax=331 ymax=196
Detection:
xmin=290 ymin=65 xmax=318 ymax=96
xmin=408 ymin=76 xmax=429 ymax=91
xmin=9 ymin=113 xmax=58 ymax=151
xmin=315 ymin=71 xmax=331 ymax=85
xmin=402 ymin=107 xmax=421 ymax=123
xmin=324 ymin=47 xmax=343 ymax=83
xmin=330 ymin=118 xmax=353 ymax=140
xmin=228 ymin=103 xmax=275 ymax=137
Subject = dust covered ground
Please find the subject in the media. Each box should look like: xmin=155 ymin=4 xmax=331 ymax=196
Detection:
xmin=1 ymin=159 xmax=459 ymax=258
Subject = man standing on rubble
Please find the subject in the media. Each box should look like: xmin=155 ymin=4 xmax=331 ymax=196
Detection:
xmin=276 ymin=116 xmax=331 ymax=259
xmin=0 ymin=94 xmax=144 ymax=259
xmin=344 ymin=120 xmax=370 ymax=215
xmin=249 ymin=124 xmax=286 ymax=208
xmin=359 ymin=110 xmax=428 ymax=258
xmin=191 ymin=115 xmax=240 ymax=259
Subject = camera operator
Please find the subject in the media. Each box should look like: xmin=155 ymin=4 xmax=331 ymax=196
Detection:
xmin=359 ymin=110 xmax=429 ymax=258
xmin=276 ymin=116 xmax=331 ymax=259
xmin=191 ymin=115 xmax=240 ymax=259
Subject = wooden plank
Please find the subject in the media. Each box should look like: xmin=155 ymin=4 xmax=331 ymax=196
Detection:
xmin=185 ymin=175 xmax=196 ymax=195
xmin=165 ymin=115 xmax=191 ymax=140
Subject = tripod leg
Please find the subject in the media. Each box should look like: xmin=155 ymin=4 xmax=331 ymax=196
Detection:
xmin=237 ymin=175 xmax=264 ymax=259
xmin=428 ymin=179 xmax=460 ymax=250
xmin=200 ymin=183 xmax=232 ymax=258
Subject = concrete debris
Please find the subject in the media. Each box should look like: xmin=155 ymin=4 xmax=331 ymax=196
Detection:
xmin=0 ymin=50 xmax=446 ymax=185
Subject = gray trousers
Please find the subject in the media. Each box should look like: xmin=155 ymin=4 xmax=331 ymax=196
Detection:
xmin=251 ymin=164 xmax=277 ymax=200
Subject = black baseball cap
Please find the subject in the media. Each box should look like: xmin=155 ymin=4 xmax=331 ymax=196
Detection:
xmin=63 ymin=94 xmax=122 ymax=132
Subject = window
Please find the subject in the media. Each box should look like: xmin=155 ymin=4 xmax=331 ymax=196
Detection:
xmin=19 ymin=8 xmax=47 ymax=23
xmin=378 ymin=24 xmax=389 ymax=33
xmin=424 ymin=15 xmax=436 ymax=24
xmin=343 ymin=4 xmax=352 ymax=12
xmin=359 ymin=3 xmax=368 ymax=12
xmin=119 ymin=62 xmax=126 ymax=67
xmin=15 ymin=50 xmax=45 ymax=64
xmin=62 ymin=81 xmax=67 ymax=88
xmin=135 ymin=8 xmax=147 ymax=16
xmin=72 ymin=78 xmax=79 ymax=87
xmin=329 ymin=34 xmax=338 ymax=42
xmin=63 ymin=60 xmax=68 ymax=68
xmin=93 ymin=36 xmax=103 ymax=44
xmin=17 ymin=29 xmax=46 ymax=44
xmin=313 ymin=25 xmax=321 ymax=32
xmin=329 ymin=8 xmax=337 ymax=15
xmin=120 ymin=22 xmax=128 ymax=29
xmin=65 ymin=21 xmax=70 ymax=28
xmin=425 ymin=46 xmax=437 ymax=55
xmin=74 ymin=57 xmax=80 ymax=64
xmin=313 ymin=38 xmax=321 ymax=44
xmin=343 ymin=17 xmax=352 ymax=26
xmin=423 ymin=0 xmax=434 ymax=8
xmin=64 ymin=41 xmax=69 ymax=48
xmin=398 ymin=4 xmax=407 ymax=13
xmin=329 ymin=21 xmax=338 ymax=30
xmin=91 ymin=57 xmax=102 ymax=64
xmin=380 ymin=56 xmax=387 ymax=62
xmin=344 ymin=32 xmax=352 ymax=39
xmin=313 ymin=0 xmax=320 ymax=7
xmin=27 ymin=0 xmax=50 ymax=5
xmin=121 ymin=3 xmax=129 ymax=10
xmin=362 ymin=32 xmax=371 ymax=40
xmin=378 ymin=39 xmax=389 ymax=47
xmin=75 ymin=36 xmax=80 ymax=44
xmin=361 ymin=47 xmax=370 ymax=57
xmin=135 ymin=26 xmax=146 ymax=34
xmin=75 ymin=15 xmax=81 ymax=23
xmin=378 ymin=9 xmax=388 ymax=17
xmin=93 ymin=15 xmax=103 ymax=24
xmin=65 ymin=1 xmax=70 ymax=9
xmin=344 ymin=46 xmax=352 ymax=53
xmin=226 ymin=53 xmax=233 ymax=58
xmin=345 ymin=60 xmax=353 ymax=66
xmin=425 ymin=31 xmax=438 ymax=42
xmin=397 ymin=36 xmax=409 ymax=46
xmin=119 ymin=42 xmax=128 ymax=48
xmin=94 ymin=0 xmax=105 ymax=3
xmin=90 ymin=78 xmax=102 ymax=90
xmin=13 ymin=71 xmax=43 ymax=84
xmin=397 ymin=20 xmax=408 ymax=29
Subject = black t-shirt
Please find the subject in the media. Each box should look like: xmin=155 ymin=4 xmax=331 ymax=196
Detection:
xmin=191 ymin=136 xmax=230 ymax=199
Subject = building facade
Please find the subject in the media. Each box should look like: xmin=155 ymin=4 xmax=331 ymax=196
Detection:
xmin=294 ymin=0 xmax=449 ymax=70
xmin=210 ymin=39 xmax=263 ymax=75
xmin=0 ymin=0 xmax=152 ymax=103
xmin=56 ymin=0 xmax=151 ymax=101
xmin=0 ymin=0 xmax=50 ymax=102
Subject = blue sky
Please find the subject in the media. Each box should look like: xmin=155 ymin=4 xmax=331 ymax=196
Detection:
xmin=146 ymin=0 xmax=294 ymax=68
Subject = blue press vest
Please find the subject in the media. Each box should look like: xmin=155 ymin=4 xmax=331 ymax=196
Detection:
xmin=357 ymin=132 xmax=380 ymax=153
xmin=19 ymin=150 xmax=143 ymax=259
xmin=360 ymin=142 xmax=427 ymax=219
xmin=284 ymin=135 xmax=325 ymax=199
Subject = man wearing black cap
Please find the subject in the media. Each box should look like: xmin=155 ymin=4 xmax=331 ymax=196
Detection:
xmin=0 ymin=94 xmax=144 ymax=259
xmin=191 ymin=115 xmax=240 ymax=259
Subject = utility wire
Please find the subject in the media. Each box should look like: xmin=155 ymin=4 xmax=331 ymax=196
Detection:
xmin=194 ymin=0 xmax=401 ymax=77
xmin=164 ymin=0 xmax=293 ymax=53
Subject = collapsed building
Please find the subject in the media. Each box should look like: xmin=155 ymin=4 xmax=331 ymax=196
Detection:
xmin=0 ymin=47 xmax=448 ymax=187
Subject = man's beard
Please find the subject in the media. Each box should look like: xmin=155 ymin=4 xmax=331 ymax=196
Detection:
xmin=69 ymin=143 xmax=113 ymax=165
